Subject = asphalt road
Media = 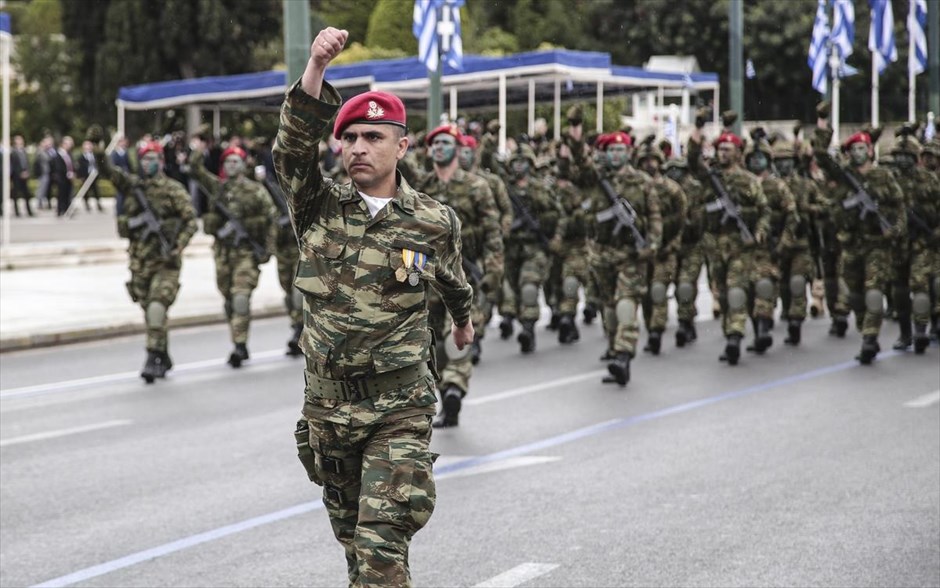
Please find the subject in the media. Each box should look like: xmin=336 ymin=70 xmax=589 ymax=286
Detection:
xmin=1 ymin=314 xmax=938 ymax=588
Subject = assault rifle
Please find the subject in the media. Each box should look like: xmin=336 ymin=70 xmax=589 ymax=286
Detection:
xmin=907 ymin=208 xmax=932 ymax=240
xmin=127 ymin=186 xmax=175 ymax=258
xmin=594 ymin=175 xmax=647 ymax=249
xmin=197 ymin=184 xmax=269 ymax=263
xmin=837 ymin=168 xmax=893 ymax=235
xmin=461 ymin=257 xmax=484 ymax=287
xmin=704 ymin=168 xmax=755 ymax=244
xmin=507 ymin=188 xmax=551 ymax=248
xmin=263 ymin=177 xmax=292 ymax=229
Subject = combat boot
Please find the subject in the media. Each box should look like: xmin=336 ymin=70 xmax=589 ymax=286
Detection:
xmin=829 ymin=316 xmax=848 ymax=338
xmin=582 ymin=303 xmax=597 ymax=325
xmin=558 ymin=314 xmax=579 ymax=344
xmin=599 ymin=349 xmax=616 ymax=361
xmin=517 ymin=320 xmax=536 ymax=353
xmin=228 ymin=343 xmax=250 ymax=368
xmin=140 ymin=350 xmax=159 ymax=384
xmin=547 ymin=312 xmax=560 ymax=332
xmin=784 ymin=319 xmax=802 ymax=346
xmin=720 ymin=334 xmax=742 ymax=366
xmin=470 ymin=336 xmax=482 ymax=365
xmin=499 ymin=315 xmax=515 ymax=340
xmin=643 ymin=330 xmax=662 ymax=355
xmin=747 ymin=318 xmax=773 ymax=354
xmin=605 ymin=352 xmax=632 ymax=386
xmin=913 ymin=324 xmax=930 ymax=355
xmin=432 ymin=386 xmax=462 ymax=428
xmin=151 ymin=351 xmax=170 ymax=379
xmin=892 ymin=315 xmax=912 ymax=350
xmin=286 ymin=323 xmax=303 ymax=357
xmin=676 ymin=320 xmax=692 ymax=348
xmin=856 ymin=335 xmax=880 ymax=365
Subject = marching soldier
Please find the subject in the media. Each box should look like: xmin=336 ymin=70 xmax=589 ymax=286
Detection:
xmin=188 ymin=142 xmax=277 ymax=368
xmin=414 ymin=124 xmax=503 ymax=427
xmin=587 ymin=132 xmax=661 ymax=385
xmin=812 ymin=103 xmax=906 ymax=364
xmin=664 ymin=157 xmax=707 ymax=346
xmin=93 ymin=131 xmax=197 ymax=383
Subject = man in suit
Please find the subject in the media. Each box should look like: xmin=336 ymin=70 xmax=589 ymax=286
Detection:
xmin=77 ymin=140 xmax=104 ymax=212
xmin=9 ymin=135 xmax=34 ymax=216
xmin=110 ymin=136 xmax=133 ymax=215
xmin=51 ymin=136 xmax=75 ymax=216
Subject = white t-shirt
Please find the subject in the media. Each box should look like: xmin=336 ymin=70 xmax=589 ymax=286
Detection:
xmin=359 ymin=192 xmax=392 ymax=218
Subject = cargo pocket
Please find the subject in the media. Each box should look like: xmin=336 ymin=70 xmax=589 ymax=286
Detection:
xmin=384 ymin=437 xmax=436 ymax=535
xmin=294 ymin=227 xmax=344 ymax=300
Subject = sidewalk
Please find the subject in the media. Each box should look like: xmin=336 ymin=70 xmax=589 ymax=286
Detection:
xmin=0 ymin=202 xmax=288 ymax=351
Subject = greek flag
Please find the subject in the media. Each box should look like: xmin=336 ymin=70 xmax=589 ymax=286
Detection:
xmin=909 ymin=0 xmax=927 ymax=76
xmin=745 ymin=59 xmax=756 ymax=80
xmin=869 ymin=0 xmax=897 ymax=74
xmin=808 ymin=0 xmax=830 ymax=94
xmin=413 ymin=0 xmax=464 ymax=73
xmin=832 ymin=0 xmax=855 ymax=59
xmin=0 ymin=12 xmax=10 ymax=36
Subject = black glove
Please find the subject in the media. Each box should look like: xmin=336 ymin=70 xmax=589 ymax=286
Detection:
xmin=694 ymin=108 xmax=708 ymax=129
xmin=86 ymin=124 xmax=104 ymax=144
xmin=721 ymin=110 xmax=738 ymax=129
xmin=816 ymin=101 xmax=830 ymax=120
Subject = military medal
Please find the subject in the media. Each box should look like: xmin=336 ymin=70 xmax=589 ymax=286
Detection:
xmin=402 ymin=248 xmax=428 ymax=286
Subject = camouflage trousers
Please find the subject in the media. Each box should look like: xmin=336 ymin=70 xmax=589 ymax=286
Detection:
xmin=910 ymin=243 xmax=940 ymax=326
xmin=645 ymin=252 xmax=677 ymax=332
xmin=708 ymin=247 xmax=756 ymax=337
xmin=303 ymin=408 xmax=436 ymax=588
xmin=750 ymin=249 xmax=779 ymax=321
xmin=127 ymin=259 xmax=181 ymax=352
xmin=676 ymin=244 xmax=706 ymax=323
xmin=214 ymin=246 xmax=261 ymax=344
xmin=558 ymin=243 xmax=592 ymax=316
xmin=543 ymin=251 xmax=565 ymax=315
xmin=591 ymin=246 xmax=646 ymax=356
xmin=778 ymin=248 xmax=815 ymax=321
xmin=276 ymin=244 xmax=302 ymax=327
xmin=835 ymin=242 xmax=892 ymax=336
xmin=500 ymin=242 xmax=548 ymax=322
xmin=428 ymin=289 xmax=473 ymax=395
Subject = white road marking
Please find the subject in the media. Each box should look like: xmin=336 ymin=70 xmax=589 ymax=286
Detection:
xmin=903 ymin=390 xmax=940 ymax=408
xmin=435 ymin=456 xmax=560 ymax=480
xmin=465 ymin=370 xmax=607 ymax=406
xmin=0 ymin=419 xmax=133 ymax=448
xmin=474 ymin=563 xmax=560 ymax=588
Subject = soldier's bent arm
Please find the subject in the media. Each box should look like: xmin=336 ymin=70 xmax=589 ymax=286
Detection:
xmin=433 ymin=208 xmax=474 ymax=327
xmin=273 ymin=79 xmax=342 ymax=238
xmin=94 ymin=148 xmax=135 ymax=197
xmin=476 ymin=181 xmax=504 ymax=277
xmin=170 ymin=184 xmax=198 ymax=252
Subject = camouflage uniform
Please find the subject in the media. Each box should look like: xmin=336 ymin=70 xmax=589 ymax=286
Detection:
xmin=98 ymin=150 xmax=197 ymax=374
xmin=664 ymin=159 xmax=706 ymax=346
xmin=499 ymin=145 xmax=563 ymax=353
xmin=888 ymin=135 xmax=940 ymax=353
xmin=552 ymin=170 xmax=592 ymax=343
xmin=413 ymin=167 xmax=502 ymax=405
xmin=274 ymin=80 xmax=472 ymax=588
xmin=813 ymin=126 xmax=906 ymax=363
xmin=587 ymin=139 xmax=662 ymax=385
xmin=189 ymin=152 xmax=276 ymax=355
xmin=259 ymin=174 xmax=304 ymax=354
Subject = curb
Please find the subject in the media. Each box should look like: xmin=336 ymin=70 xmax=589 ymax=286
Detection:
xmin=0 ymin=236 xmax=215 ymax=271
xmin=0 ymin=305 xmax=288 ymax=353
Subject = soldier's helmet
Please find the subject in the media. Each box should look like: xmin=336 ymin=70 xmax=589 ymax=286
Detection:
xmin=509 ymin=143 xmax=537 ymax=166
xmin=890 ymin=134 xmax=922 ymax=157
xmin=566 ymin=104 xmax=584 ymax=126
xmin=635 ymin=136 xmax=665 ymax=163
xmin=922 ymin=139 xmax=940 ymax=158
xmin=878 ymin=152 xmax=896 ymax=168
xmin=772 ymin=139 xmax=798 ymax=159
xmin=662 ymin=157 xmax=689 ymax=172
xmin=744 ymin=128 xmax=772 ymax=159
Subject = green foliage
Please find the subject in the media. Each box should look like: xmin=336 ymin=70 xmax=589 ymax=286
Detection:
xmin=331 ymin=42 xmax=408 ymax=66
xmin=312 ymin=0 xmax=378 ymax=44
xmin=365 ymin=0 xmax=417 ymax=53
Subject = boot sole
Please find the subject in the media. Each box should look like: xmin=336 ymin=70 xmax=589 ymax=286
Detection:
xmin=606 ymin=362 xmax=629 ymax=386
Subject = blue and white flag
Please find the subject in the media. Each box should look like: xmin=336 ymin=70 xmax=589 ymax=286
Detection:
xmin=832 ymin=0 xmax=856 ymax=59
xmin=808 ymin=0 xmax=830 ymax=94
xmin=0 ymin=12 xmax=11 ymax=36
xmin=869 ymin=0 xmax=898 ymax=74
xmin=745 ymin=59 xmax=756 ymax=79
xmin=413 ymin=0 xmax=464 ymax=73
xmin=909 ymin=0 xmax=927 ymax=76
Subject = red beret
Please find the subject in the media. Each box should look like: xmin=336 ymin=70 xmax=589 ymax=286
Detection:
xmin=333 ymin=91 xmax=407 ymax=140
xmin=426 ymin=124 xmax=462 ymax=146
xmin=593 ymin=133 xmax=609 ymax=150
xmin=714 ymin=132 xmax=744 ymax=149
xmin=137 ymin=141 xmax=163 ymax=158
xmin=459 ymin=134 xmax=478 ymax=149
xmin=604 ymin=131 xmax=632 ymax=149
xmin=221 ymin=146 xmax=247 ymax=161
xmin=842 ymin=132 xmax=872 ymax=151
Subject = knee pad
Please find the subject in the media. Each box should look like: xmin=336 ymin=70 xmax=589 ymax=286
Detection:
xmin=232 ymin=293 xmax=251 ymax=317
xmin=145 ymin=301 xmax=167 ymax=328
xmin=291 ymin=287 xmax=304 ymax=312
xmin=650 ymin=281 xmax=668 ymax=304
xmin=602 ymin=306 xmax=616 ymax=328
xmin=521 ymin=283 xmax=539 ymax=306
xmin=789 ymin=275 xmax=807 ymax=298
xmin=615 ymin=299 xmax=637 ymax=327
xmin=912 ymin=292 xmax=931 ymax=315
xmin=864 ymin=289 xmax=884 ymax=314
xmin=676 ymin=282 xmax=695 ymax=304
xmin=727 ymin=287 xmax=748 ymax=311
xmin=755 ymin=278 xmax=775 ymax=301
xmin=224 ymin=299 xmax=234 ymax=319
xmin=562 ymin=276 xmax=580 ymax=298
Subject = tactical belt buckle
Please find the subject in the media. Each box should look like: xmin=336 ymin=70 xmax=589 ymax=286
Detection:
xmin=344 ymin=377 xmax=367 ymax=401
xmin=317 ymin=454 xmax=345 ymax=475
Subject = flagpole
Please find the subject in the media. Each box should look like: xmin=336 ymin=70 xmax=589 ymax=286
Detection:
xmin=1 ymin=14 xmax=11 ymax=247
xmin=909 ymin=0 xmax=916 ymax=122
xmin=872 ymin=52 xmax=879 ymax=130
xmin=830 ymin=45 xmax=841 ymax=147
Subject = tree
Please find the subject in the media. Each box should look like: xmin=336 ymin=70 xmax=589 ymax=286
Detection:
xmin=311 ymin=0 xmax=378 ymax=44
xmin=365 ymin=0 xmax=417 ymax=53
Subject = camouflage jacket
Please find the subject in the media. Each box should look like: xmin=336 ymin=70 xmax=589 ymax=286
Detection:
xmin=555 ymin=176 xmax=591 ymax=243
xmin=781 ymin=173 xmax=828 ymax=252
xmin=260 ymin=175 xmax=299 ymax=251
xmin=474 ymin=168 xmax=514 ymax=237
xmin=892 ymin=166 xmax=940 ymax=246
xmin=760 ymin=175 xmax=800 ymax=253
xmin=414 ymin=167 xmax=504 ymax=276
xmin=273 ymin=80 xmax=472 ymax=380
xmin=189 ymin=156 xmax=277 ymax=254
xmin=703 ymin=165 xmax=769 ymax=249
xmin=677 ymin=173 xmax=707 ymax=247
xmin=813 ymin=127 xmax=906 ymax=245
xmin=650 ymin=174 xmax=688 ymax=256
xmin=97 ymin=151 xmax=196 ymax=268
xmin=505 ymin=174 xmax=563 ymax=248
xmin=587 ymin=165 xmax=662 ymax=253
